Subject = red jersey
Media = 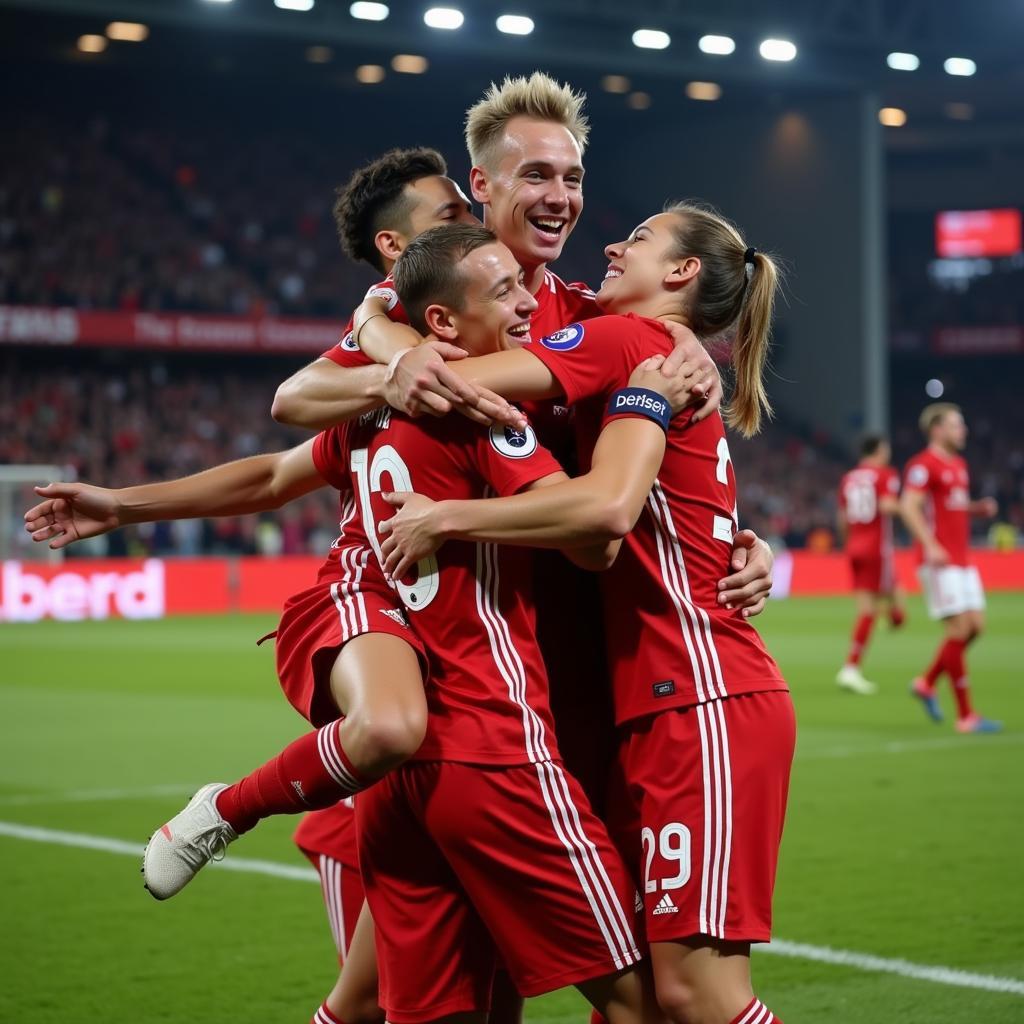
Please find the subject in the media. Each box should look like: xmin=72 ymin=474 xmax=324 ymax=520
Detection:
xmin=528 ymin=313 xmax=786 ymax=725
xmin=292 ymin=800 xmax=357 ymax=867
xmin=320 ymin=278 xmax=406 ymax=368
xmin=315 ymin=411 xmax=565 ymax=766
xmin=903 ymin=447 xmax=972 ymax=566
xmin=839 ymin=463 xmax=899 ymax=560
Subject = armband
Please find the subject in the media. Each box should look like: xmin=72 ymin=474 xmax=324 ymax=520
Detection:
xmin=606 ymin=388 xmax=672 ymax=432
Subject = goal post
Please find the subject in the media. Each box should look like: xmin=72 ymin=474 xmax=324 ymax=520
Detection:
xmin=0 ymin=464 xmax=75 ymax=564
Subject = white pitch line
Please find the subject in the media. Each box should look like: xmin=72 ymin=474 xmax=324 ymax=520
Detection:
xmin=796 ymin=732 xmax=1024 ymax=761
xmin=761 ymin=939 xmax=1024 ymax=996
xmin=0 ymin=820 xmax=1021 ymax=998
xmin=0 ymin=784 xmax=198 ymax=807
xmin=0 ymin=821 xmax=318 ymax=882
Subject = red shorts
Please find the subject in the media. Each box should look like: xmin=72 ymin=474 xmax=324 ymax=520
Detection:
xmin=275 ymin=581 xmax=425 ymax=726
xmin=607 ymin=690 xmax=795 ymax=944
xmin=848 ymin=553 xmax=895 ymax=594
xmin=299 ymin=844 xmax=365 ymax=963
xmin=357 ymin=760 xmax=643 ymax=1023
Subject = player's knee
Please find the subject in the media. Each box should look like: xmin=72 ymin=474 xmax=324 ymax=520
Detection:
xmin=655 ymin=976 xmax=705 ymax=1024
xmin=349 ymin=706 xmax=427 ymax=774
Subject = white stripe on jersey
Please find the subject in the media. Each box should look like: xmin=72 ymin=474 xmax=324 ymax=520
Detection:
xmin=646 ymin=480 xmax=729 ymax=700
xmin=473 ymin=538 xmax=552 ymax=763
xmin=534 ymin=760 xmax=641 ymax=970
xmin=695 ymin=702 xmax=734 ymax=938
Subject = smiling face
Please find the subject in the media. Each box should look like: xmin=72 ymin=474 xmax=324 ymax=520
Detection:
xmin=470 ymin=117 xmax=584 ymax=277
xmin=597 ymin=212 xmax=698 ymax=316
xmin=427 ymin=242 xmax=538 ymax=355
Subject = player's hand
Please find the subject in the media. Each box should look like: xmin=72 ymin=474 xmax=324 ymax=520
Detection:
xmin=717 ymin=529 xmax=774 ymax=617
xmin=23 ymin=482 xmax=123 ymax=549
xmin=977 ymin=497 xmax=998 ymax=518
xmin=924 ymin=541 xmax=950 ymax=567
xmin=660 ymin=322 xmax=723 ymax=421
xmin=627 ymin=354 xmax=672 ymax=395
xmin=378 ymin=491 xmax=445 ymax=581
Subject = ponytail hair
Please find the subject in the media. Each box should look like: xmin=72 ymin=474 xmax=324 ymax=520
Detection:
xmin=664 ymin=201 xmax=780 ymax=437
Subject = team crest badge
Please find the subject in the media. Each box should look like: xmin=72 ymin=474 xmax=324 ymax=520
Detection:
xmin=540 ymin=322 xmax=585 ymax=351
xmin=366 ymin=285 xmax=399 ymax=311
xmin=340 ymin=330 xmax=359 ymax=351
xmin=489 ymin=423 xmax=538 ymax=459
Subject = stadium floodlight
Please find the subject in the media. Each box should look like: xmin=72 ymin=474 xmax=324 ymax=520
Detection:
xmin=392 ymin=53 xmax=428 ymax=73
xmin=106 ymin=22 xmax=148 ymax=41
xmin=602 ymin=74 xmax=630 ymax=93
xmin=424 ymin=7 xmax=464 ymax=30
xmin=306 ymin=45 xmax=333 ymax=63
xmin=201 ymin=0 xmax=233 ymax=4
xmin=925 ymin=378 xmax=945 ymax=398
xmin=627 ymin=91 xmax=652 ymax=109
xmin=496 ymin=14 xmax=534 ymax=36
xmin=759 ymin=38 xmax=796 ymax=62
xmin=77 ymin=34 xmax=107 ymax=52
xmin=350 ymin=2 xmax=388 ymax=20
xmin=944 ymin=57 xmax=977 ymax=77
xmin=275 ymin=0 xmax=314 ymax=9
xmin=878 ymin=107 xmax=907 ymax=127
xmin=356 ymin=63 xmax=386 ymax=82
xmin=632 ymin=29 xmax=670 ymax=50
xmin=699 ymin=35 xmax=735 ymax=56
xmin=886 ymin=51 xmax=919 ymax=71
xmin=686 ymin=81 xmax=722 ymax=101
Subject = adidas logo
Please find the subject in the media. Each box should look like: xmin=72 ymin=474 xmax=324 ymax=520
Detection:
xmin=652 ymin=893 xmax=678 ymax=916
xmin=291 ymin=780 xmax=308 ymax=804
xmin=634 ymin=891 xmax=643 ymax=913
xmin=380 ymin=607 xmax=409 ymax=628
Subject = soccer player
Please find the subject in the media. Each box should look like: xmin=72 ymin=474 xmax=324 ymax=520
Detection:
xmin=318 ymin=222 xmax=692 ymax=1024
xmin=901 ymin=403 xmax=1001 ymax=733
xmin=834 ymin=434 xmax=905 ymax=695
xmin=378 ymin=206 xmax=793 ymax=1024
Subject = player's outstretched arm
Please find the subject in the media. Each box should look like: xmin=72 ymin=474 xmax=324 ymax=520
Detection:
xmin=24 ymin=441 xmax=325 ymax=550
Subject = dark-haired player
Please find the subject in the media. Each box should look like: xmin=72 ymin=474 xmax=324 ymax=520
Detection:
xmin=834 ymin=434 xmax=904 ymax=695
xmin=901 ymin=403 xmax=1000 ymax=733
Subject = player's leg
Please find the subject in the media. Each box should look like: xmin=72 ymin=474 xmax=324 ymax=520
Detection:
xmin=836 ymin=583 xmax=879 ymax=694
xmin=144 ymin=593 xmax=427 ymax=899
xmin=612 ymin=694 xmax=794 ymax=1024
xmin=318 ymin=900 xmax=385 ymax=1024
xmin=911 ymin=567 xmax=964 ymax=721
xmin=951 ymin=571 xmax=1000 ymax=732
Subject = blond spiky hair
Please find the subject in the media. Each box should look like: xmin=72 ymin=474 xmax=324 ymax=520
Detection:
xmin=465 ymin=71 xmax=589 ymax=169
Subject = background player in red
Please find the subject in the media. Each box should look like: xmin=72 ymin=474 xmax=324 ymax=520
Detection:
xmin=378 ymin=205 xmax=791 ymax=1024
xmin=834 ymin=434 xmax=905 ymax=695
xmin=901 ymin=403 xmax=1001 ymax=733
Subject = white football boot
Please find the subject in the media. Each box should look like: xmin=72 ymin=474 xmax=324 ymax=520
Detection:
xmin=835 ymin=664 xmax=878 ymax=695
xmin=143 ymin=783 xmax=238 ymax=900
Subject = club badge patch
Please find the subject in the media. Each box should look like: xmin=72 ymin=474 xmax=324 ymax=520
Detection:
xmin=366 ymin=285 xmax=399 ymax=311
xmin=489 ymin=423 xmax=538 ymax=459
xmin=540 ymin=322 xmax=584 ymax=351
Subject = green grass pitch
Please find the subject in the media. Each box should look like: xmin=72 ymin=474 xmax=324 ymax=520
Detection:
xmin=1 ymin=593 xmax=1022 ymax=1023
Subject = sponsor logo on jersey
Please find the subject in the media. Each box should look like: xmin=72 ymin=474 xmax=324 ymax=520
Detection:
xmin=379 ymin=607 xmax=409 ymax=628
xmin=540 ymin=322 xmax=584 ymax=351
xmin=652 ymin=680 xmax=676 ymax=698
xmin=340 ymin=330 xmax=359 ymax=352
xmin=366 ymin=285 xmax=399 ymax=311
xmin=652 ymin=893 xmax=679 ymax=915
xmin=489 ymin=423 xmax=538 ymax=459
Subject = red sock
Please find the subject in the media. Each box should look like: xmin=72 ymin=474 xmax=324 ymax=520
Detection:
xmin=312 ymin=1004 xmax=345 ymax=1024
xmin=941 ymin=638 xmax=973 ymax=719
xmin=921 ymin=641 xmax=947 ymax=690
xmin=729 ymin=997 xmax=782 ymax=1024
xmin=846 ymin=613 xmax=875 ymax=667
xmin=889 ymin=605 xmax=906 ymax=628
xmin=216 ymin=720 xmax=370 ymax=835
